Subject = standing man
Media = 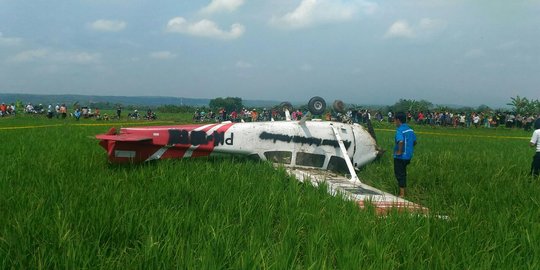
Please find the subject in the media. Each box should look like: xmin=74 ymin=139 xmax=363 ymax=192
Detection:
xmin=393 ymin=112 xmax=417 ymax=198
xmin=530 ymin=118 xmax=540 ymax=177
xmin=116 ymin=106 xmax=122 ymax=120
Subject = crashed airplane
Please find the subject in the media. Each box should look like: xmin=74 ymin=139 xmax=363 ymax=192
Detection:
xmin=96 ymin=97 xmax=428 ymax=214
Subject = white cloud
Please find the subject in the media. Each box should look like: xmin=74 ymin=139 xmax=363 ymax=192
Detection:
xmin=464 ymin=49 xmax=485 ymax=59
xmin=0 ymin=32 xmax=22 ymax=46
xmin=166 ymin=17 xmax=245 ymax=40
xmin=55 ymin=52 xmax=101 ymax=64
xmin=10 ymin=49 xmax=100 ymax=64
xmin=149 ymin=51 xmax=177 ymax=60
xmin=483 ymin=62 xmax=504 ymax=69
xmin=359 ymin=1 xmax=378 ymax=15
xmin=385 ymin=20 xmax=414 ymax=38
xmin=385 ymin=18 xmax=446 ymax=39
xmin=236 ymin=60 xmax=252 ymax=68
xmin=352 ymin=67 xmax=364 ymax=74
xmin=10 ymin=49 xmax=49 ymax=62
xmin=88 ymin=19 xmax=127 ymax=32
xmin=497 ymin=40 xmax=520 ymax=50
xmin=300 ymin=64 xmax=313 ymax=71
xmin=496 ymin=40 xmax=528 ymax=50
xmin=419 ymin=18 xmax=446 ymax=32
xmin=201 ymin=0 xmax=244 ymax=14
xmin=270 ymin=0 xmax=375 ymax=29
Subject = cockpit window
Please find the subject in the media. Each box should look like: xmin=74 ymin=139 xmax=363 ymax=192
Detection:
xmin=327 ymin=156 xmax=349 ymax=173
xmin=264 ymin=151 xmax=292 ymax=164
xmin=295 ymin=152 xmax=325 ymax=168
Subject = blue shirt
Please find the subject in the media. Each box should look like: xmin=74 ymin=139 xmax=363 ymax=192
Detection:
xmin=394 ymin=123 xmax=416 ymax=160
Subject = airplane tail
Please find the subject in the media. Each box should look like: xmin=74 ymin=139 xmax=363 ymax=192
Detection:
xmin=98 ymin=127 xmax=116 ymax=152
xmin=96 ymin=127 xmax=158 ymax=163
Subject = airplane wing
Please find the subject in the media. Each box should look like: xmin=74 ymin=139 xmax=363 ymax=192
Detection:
xmin=285 ymin=167 xmax=429 ymax=215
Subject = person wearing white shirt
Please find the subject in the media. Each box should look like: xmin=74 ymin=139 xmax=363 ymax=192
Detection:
xmin=530 ymin=118 xmax=540 ymax=176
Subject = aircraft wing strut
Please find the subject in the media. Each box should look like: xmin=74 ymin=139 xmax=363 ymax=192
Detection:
xmin=330 ymin=123 xmax=360 ymax=183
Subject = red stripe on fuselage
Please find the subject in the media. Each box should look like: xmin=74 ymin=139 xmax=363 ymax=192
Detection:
xmin=98 ymin=123 xmax=237 ymax=163
xmin=121 ymin=124 xmax=216 ymax=146
xmin=147 ymin=123 xmax=219 ymax=160
xmin=191 ymin=122 xmax=235 ymax=157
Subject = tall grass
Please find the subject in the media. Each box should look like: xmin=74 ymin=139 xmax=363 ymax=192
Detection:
xmin=1 ymin=115 xmax=539 ymax=269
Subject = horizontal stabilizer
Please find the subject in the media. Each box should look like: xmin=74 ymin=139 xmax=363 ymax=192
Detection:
xmin=95 ymin=134 xmax=152 ymax=142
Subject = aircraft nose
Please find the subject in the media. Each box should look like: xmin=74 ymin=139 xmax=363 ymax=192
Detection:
xmin=364 ymin=118 xmax=385 ymax=160
xmin=375 ymin=145 xmax=386 ymax=160
xmin=365 ymin=118 xmax=377 ymax=142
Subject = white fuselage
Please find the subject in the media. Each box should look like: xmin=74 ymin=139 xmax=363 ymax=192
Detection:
xmin=142 ymin=120 xmax=380 ymax=171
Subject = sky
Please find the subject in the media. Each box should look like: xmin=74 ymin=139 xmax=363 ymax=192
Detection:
xmin=0 ymin=0 xmax=539 ymax=107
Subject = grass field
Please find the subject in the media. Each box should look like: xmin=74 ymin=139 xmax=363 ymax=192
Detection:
xmin=1 ymin=113 xmax=539 ymax=269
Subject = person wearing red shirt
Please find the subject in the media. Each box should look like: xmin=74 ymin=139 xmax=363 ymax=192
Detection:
xmin=417 ymin=111 xmax=425 ymax=125
xmin=0 ymin=103 xmax=6 ymax=116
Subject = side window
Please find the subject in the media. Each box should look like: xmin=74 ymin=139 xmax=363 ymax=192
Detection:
xmin=295 ymin=152 xmax=325 ymax=168
xmin=264 ymin=151 xmax=292 ymax=164
xmin=327 ymin=156 xmax=348 ymax=173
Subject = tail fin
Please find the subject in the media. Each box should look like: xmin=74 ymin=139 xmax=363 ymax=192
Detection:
xmin=105 ymin=127 xmax=116 ymax=135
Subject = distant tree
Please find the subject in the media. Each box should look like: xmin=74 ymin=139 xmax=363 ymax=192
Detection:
xmin=15 ymin=100 xmax=23 ymax=112
xmin=88 ymin=101 xmax=113 ymax=110
xmin=524 ymin=100 xmax=538 ymax=115
xmin=533 ymin=99 xmax=540 ymax=114
xmin=156 ymin=105 xmax=195 ymax=113
xmin=209 ymin=97 xmax=243 ymax=112
xmin=390 ymin=99 xmax=409 ymax=113
xmin=476 ymin=104 xmax=492 ymax=113
xmin=455 ymin=106 xmax=474 ymax=113
xmin=433 ymin=105 xmax=450 ymax=112
xmin=507 ymin=95 xmax=530 ymax=115
xmin=125 ymin=105 xmax=138 ymax=111
xmin=391 ymin=99 xmax=433 ymax=114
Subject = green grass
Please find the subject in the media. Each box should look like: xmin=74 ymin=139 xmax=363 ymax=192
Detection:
xmin=1 ymin=114 xmax=539 ymax=269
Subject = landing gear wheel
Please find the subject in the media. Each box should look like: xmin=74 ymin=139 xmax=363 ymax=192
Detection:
xmin=307 ymin=96 xmax=326 ymax=115
xmin=333 ymin=100 xmax=345 ymax=113
xmin=279 ymin=102 xmax=293 ymax=112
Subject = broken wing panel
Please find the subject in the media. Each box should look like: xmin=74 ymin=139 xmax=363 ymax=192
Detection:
xmin=286 ymin=167 xmax=429 ymax=215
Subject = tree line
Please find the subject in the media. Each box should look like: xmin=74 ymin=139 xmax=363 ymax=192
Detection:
xmin=8 ymin=95 xmax=539 ymax=116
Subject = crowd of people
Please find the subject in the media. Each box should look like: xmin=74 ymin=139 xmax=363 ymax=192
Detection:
xmin=39 ymin=103 xmax=99 ymax=120
xmin=193 ymin=108 xmax=306 ymax=123
xmin=190 ymin=106 xmax=540 ymax=133
xmin=4 ymin=100 xmax=539 ymax=133
xmin=0 ymin=103 xmax=16 ymax=116
xmin=384 ymin=111 xmax=540 ymax=131
xmin=0 ymin=102 xmax=158 ymax=122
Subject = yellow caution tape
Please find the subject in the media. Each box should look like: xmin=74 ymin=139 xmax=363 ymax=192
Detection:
xmin=375 ymin=128 xmax=529 ymax=140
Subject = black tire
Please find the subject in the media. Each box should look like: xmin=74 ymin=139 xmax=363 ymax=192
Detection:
xmin=307 ymin=96 xmax=326 ymax=115
xmin=333 ymin=100 xmax=345 ymax=113
xmin=279 ymin=102 xmax=293 ymax=112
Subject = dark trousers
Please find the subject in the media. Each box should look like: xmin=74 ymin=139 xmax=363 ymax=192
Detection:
xmin=532 ymin=153 xmax=540 ymax=176
xmin=394 ymin=158 xmax=411 ymax=188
